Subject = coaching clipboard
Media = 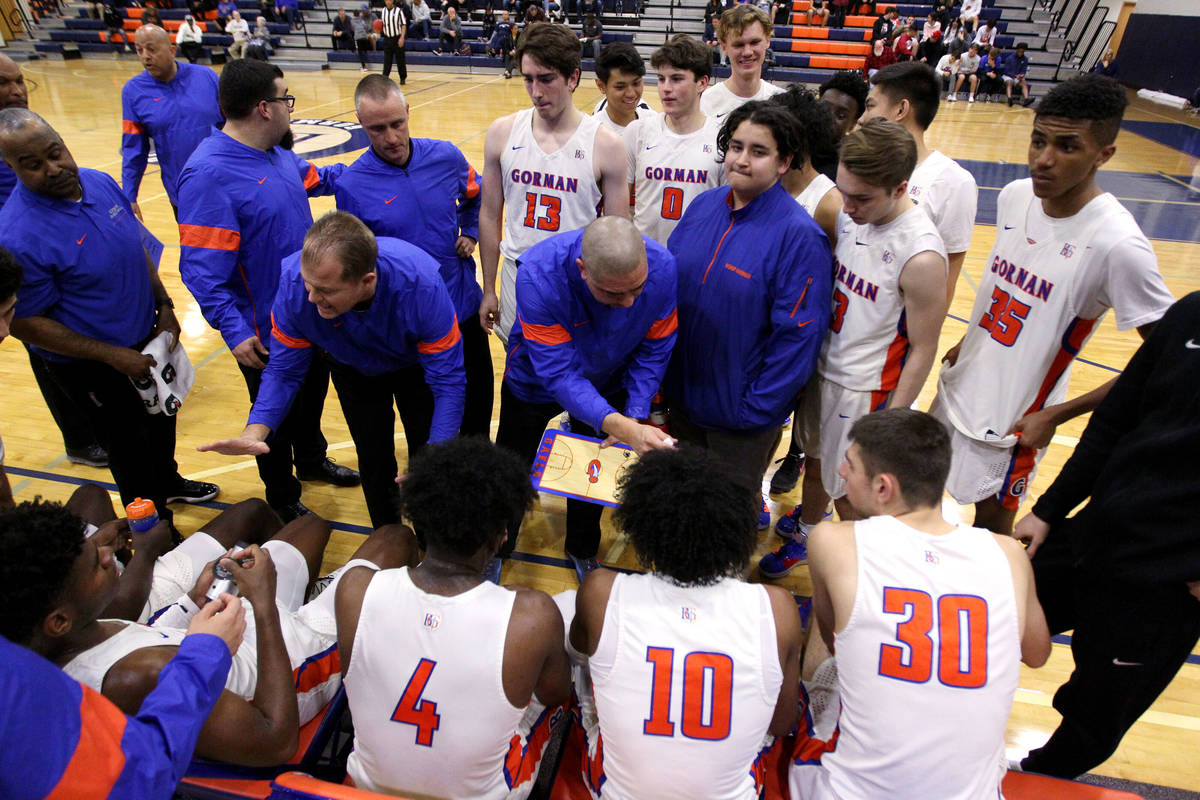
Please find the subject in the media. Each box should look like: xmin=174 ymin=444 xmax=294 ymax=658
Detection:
xmin=530 ymin=429 xmax=637 ymax=508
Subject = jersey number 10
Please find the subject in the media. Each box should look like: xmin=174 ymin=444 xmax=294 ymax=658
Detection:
xmin=643 ymin=646 xmax=734 ymax=741
xmin=878 ymin=588 xmax=989 ymax=688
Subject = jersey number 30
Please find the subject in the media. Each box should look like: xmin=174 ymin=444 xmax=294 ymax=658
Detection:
xmin=523 ymin=192 xmax=562 ymax=231
xmin=878 ymin=588 xmax=989 ymax=688
xmin=643 ymin=646 xmax=733 ymax=740
xmin=391 ymin=658 xmax=442 ymax=746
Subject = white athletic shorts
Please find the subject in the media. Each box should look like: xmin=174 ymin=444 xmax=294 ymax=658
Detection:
xmin=929 ymin=396 xmax=1043 ymax=511
xmin=141 ymin=533 xmax=311 ymax=622
xmin=802 ymin=377 xmax=890 ymax=500
xmin=498 ymin=254 xmax=519 ymax=346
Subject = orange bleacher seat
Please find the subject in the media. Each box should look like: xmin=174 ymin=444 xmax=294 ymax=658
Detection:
xmin=786 ymin=24 xmax=830 ymax=38
xmin=1002 ymin=771 xmax=1145 ymax=800
xmin=125 ymin=6 xmax=143 ymax=17
xmin=787 ymin=39 xmax=869 ymax=55
xmin=844 ymin=14 xmax=877 ymax=27
xmin=808 ymin=54 xmax=865 ymax=69
xmin=267 ymin=773 xmax=410 ymax=800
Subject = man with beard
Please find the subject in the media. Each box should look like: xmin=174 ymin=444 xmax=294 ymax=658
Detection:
xmin=0 ymin=110 xmax=214 ymax=526
xmin=178 ymin=60 xmax=357 ymax=523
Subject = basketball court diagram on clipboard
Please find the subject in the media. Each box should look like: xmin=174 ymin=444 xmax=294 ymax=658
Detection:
xmin=530 ymin=429 xmax=637 ymax=508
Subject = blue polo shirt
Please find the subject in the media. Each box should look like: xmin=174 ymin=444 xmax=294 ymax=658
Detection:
xmin=250 ymin=237 xmax=466 ymax=440
xmin=0 ymin=161 xmax=15 ymax=208
xmin=503 ymin=228 xmax=678 ymax=432
xmin=334 ymin=139 xmax=483 ymax=321
xmin=177 ymin=130 xmax=343 ymax=351
xmin=121 ymin=61 xmax=223 ymax=207
xmin=0 ymin=168 xmax=155 ymax=362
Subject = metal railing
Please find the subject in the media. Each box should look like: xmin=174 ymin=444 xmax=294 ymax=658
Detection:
xmin=1045 ymin=0 xmax=1114 ymax=80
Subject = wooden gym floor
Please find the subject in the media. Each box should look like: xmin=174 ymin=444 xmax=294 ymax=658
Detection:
xmin=1 ymin=59 xmax=1198 ymax=792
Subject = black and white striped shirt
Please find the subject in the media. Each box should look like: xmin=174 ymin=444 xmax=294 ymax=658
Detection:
xmin=381 ymin=4 xmax=406 ymax=37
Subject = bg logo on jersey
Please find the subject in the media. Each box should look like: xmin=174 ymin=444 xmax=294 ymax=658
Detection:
xmin=290 ymin=119 xmax=371 ymax=159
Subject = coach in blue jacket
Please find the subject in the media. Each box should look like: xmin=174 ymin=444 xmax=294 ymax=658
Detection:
xmin=664 ymin=101 xmax=832 ymax=506
xmin=497 ymin=216 xmax=678 ymax=583
xmin=201 ymin=211 xmax=466 ymax=528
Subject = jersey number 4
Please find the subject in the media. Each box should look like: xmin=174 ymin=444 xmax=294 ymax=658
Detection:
xmin=878 ymin=588 xmax=989 ymax=688
xmin=643 ymin=646 xmax=733 ymax=741
xmin=523 ymin=192 xmax=562 ymax=231
xmin=978 ymin=287 xmax=1030 ymax=347
xmin=390 ymin=658 xmax=442 ymax=746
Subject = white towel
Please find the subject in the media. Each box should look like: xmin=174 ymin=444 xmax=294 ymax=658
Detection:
xmin=131 ymin=332 xmax=195 ymax=416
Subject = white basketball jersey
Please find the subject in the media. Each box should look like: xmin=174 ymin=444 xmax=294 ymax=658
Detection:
xmin=824 ymin=516 xmax=1020 ymax=800
xmin=820 ymin=206 xmax=947 ymax=392
xmin=501 ymin=108 xmax=604 ymax=262
xmin=793 ymin=172 xmax=837 ymax=219
xmin=345 ymin=568 xmax=540 ymax=800
xmin=907 ymin=150 xmax=978 ymax=254
xmin=937 ymin=179 xmax=1173 ymax=443
xmin=624 ymin=114 xmax=725 ymax=244
xmin=588 ymin=573 xmax=781 ymax=800
xmin=699 ymin=80 xmax=784 ymax=119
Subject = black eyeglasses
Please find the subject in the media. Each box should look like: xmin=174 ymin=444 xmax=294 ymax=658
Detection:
xmin=264 ymin=95 xmax=296 ymax=111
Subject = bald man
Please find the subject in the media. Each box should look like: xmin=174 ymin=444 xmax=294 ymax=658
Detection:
xmin=122 ymin=25 xmax=221 ymax=219
xmin=495 ymin=217 xmax=679 ymax=582
xmin=0 ymin=110 xmax=217 ymax=525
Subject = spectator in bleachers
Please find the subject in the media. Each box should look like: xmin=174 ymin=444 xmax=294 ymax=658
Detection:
xmin=935 ymin=48 xmax=960 ymax=94
xmin=258 ymin=0 xmax=275 ymax=22
xmin=862 ymin=38 xmax=895 ymax=79
xmin=352 ymin=6 xmax=376 ymax=70
xmin=950 ymin=42 xmax=980 ymax=101
xmin=523 ymin=1 xmax=546 ymax=25
xmin=216 ymin=0 xmax=237 ymax=31
xmin=817 ymin=68 xmax=867 ymax=137
xmin=871 ymin=7 xmax=897 ymax=43
xmin=809 ymin=0 xmax=829 ymax=26
xmin=435 ymin=4 xmax=464 ymax=53
xmin=579 ymin=11 xmax=602 ymax=61
xmin=177 ymin=15 xmax=206 ymax=63
xmin=974 ymin=45 xmax=1004 ymax=102
xmin=228 ymin=10 xmax=251 ymax=57
xmin=829 ymin=0 xmax=849 ymax=29
xmin=592 ymin=42 xmax=653 ymax=131
xmin=1091 ymin=48 xmax=1118 ymax=78
xmin=276 ymin=0 xmax=300 ymax=30
xmin=247 ymin=15 xmax=274 ymax=59
xmin=960 ymin=0 xmax=981 ymax=32
xmin=103 ymin=3 xmax=131 ymax=56
xmin=931 ymin=0 xmax=951 ymax=27
xmin=916 ymin=28 xmax=945 ymax=65
xmin=972 ymin=18 xmax=996 ymax=50
xmin=894 ymin=25 xmax=916 ymax=62
xmin=333 ymin=7 xmax=355 ymax=49
xmin=922 ymin=11 xmax=940 ymax=41
xmin=487 ymin=9 xmax=518 ymax=76
xmin=944 ymin=17 xmax=966 ymax=55
xmin=141 ymin=5 xmax=163 ymax=27
xmin=701 ymin=5 xmax=783 ymax=118
xmin=1002 ymin=41 xmax=1033 ymax=106
xmin=409 ymin=0 xmax=432 ymax=36
xmin=482 ymin=1 xmax=496 ymax=39
xmin=703 ymin=0 xmax=722 ymax=52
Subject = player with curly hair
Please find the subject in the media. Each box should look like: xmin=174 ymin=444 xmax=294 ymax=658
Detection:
xmin=930 ymin=72 xmax=1174 ymax=535
xmin=334 ymin=436 xmax=571 ymax=799
xmin=568 ymin=446 xmax=803 ymax=797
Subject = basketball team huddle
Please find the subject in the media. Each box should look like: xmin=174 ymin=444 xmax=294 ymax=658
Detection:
xmin=0 ymin=1 xmax=1191 ymax=798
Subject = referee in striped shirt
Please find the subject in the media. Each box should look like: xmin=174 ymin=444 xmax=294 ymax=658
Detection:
xmin=380 ymin=0 xmax=408 ymax=84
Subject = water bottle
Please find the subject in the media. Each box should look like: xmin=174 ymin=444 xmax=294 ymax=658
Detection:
xmin=125 ymin=498 xmax=159 ymax=534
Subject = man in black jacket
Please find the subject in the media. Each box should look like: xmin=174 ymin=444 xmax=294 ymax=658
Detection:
xmin=1012 ymin=292 xmax=1200 ymax=778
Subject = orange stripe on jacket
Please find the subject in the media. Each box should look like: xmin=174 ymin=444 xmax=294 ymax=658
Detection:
xmin=122 ymin=120 xmax=144 ymax=135
xmin=464 ymin=164 xmax=481 ymax=199
xmin=417 ymin=314 xmax=462 ymax=354
xmin=178 ymin=224 xmax=241 ymax=252
xmin=271 ymin=311 xmax=312 ymax=350
xmin=521 ymin=316 xmax=572 ymax=346
xmin=646 ymin=308 xmax=678 ymax=340
xmin=45 ymin=686 xmax=129 ymax=800
xmin=293 ymin=646 xmax=342 ymax=694
xmin=303 ymin=163 xmax=320 ymax=190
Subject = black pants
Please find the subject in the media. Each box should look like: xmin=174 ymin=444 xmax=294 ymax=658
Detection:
xmin=325 ymin=356 xmax=435 ymax=528
xmin=439 ymin=32 xmax=460 ymax=52
xmin=829 ymin=3 xmax=848 ymax=27
xmin=668 ymin=406 xmax=781 ymax=499
xmin=494 ymin=381 xmax=619 ymax=559
xmin=382 ymin=35 xmax=407 ymax=80
xmin=180 ymin=41 xmax=204 ymax=62
xmin=25 ymin=344 xmax=99 ymax=452
xmin=238 ymin=356 xmax=330 ymax=509
xmin=459 ymin=312 xmax=494 ymax=439
xmin=42 ymin=355 xmax=180 ymax=521
xmin=1022 ymin=511 xmax=1200 ymax=778
xmin=355 ymin=37 xmax=371 ymax=67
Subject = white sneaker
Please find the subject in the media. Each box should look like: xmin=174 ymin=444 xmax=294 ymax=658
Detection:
xmin=968 ymin=94 xmax=975 ymax=103
xmin=947 ymin=92 xmax=957 ymax=102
